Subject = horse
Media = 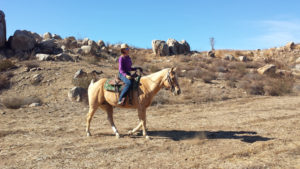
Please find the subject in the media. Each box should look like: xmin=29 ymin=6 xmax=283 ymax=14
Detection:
xmin=86 ymin=67 xmax=181 ymax=139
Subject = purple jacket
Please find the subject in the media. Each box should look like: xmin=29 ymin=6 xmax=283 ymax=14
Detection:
xmin=119 ymin=55 xmax=135 ymax=77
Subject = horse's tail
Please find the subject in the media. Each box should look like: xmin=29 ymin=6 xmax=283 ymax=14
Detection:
xmin=86 ymin=79 xmax=95 ymax=105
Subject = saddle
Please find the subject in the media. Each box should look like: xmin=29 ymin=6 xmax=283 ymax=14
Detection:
xmin=104 ymin=74 xmax=141 ymax=93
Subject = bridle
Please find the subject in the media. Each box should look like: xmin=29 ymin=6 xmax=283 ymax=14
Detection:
xmin=165 ymin=70 xmax=176 ymax=92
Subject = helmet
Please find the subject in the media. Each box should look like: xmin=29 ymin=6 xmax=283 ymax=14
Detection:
xmin=121 ymin=43 xmax=129 ymax=49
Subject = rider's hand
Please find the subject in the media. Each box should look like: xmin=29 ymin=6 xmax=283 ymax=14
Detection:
xmin=126 ymin=75 xmax=132 ymax=79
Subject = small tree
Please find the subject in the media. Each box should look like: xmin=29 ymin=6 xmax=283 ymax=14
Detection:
xmin=209 ymin=37 xmax=215 ymax=51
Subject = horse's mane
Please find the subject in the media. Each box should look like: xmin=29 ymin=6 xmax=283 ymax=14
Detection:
xmin=143 ymin=68 xmax=169 ymax=79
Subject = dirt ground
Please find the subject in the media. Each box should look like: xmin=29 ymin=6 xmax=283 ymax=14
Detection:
xmin=0 ymin=60 xmax=300 ymax=169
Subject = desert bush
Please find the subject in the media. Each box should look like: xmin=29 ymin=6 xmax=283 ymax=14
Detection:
xmin=85 ymin=55 xmax=99 ymax=65
xmin=151 ymin=89 xmax=170 ymax=106
xmin=245 ymin=61 xmax=263 ymax=69
xmin=185 ymin=68 xmax=216 ymax=83
xmin=263 ymin=77 xmax=294 ymax=96
xmin=24 ymin=61 xmax=40 ymax=69
xmin=2 ymin=96 xmax=42 ymax=109
xmin=238 ymin=80 xmax=265 ymax=95
xmin=0 ymin=60 xmax=15 ymax=72
xmin=236 ymin=73 xmax=294 ymax=96
xmin=72 ymin=76 xmax=94 ymax=89
xmin=0 ymin=74 xmax=11 ymax=91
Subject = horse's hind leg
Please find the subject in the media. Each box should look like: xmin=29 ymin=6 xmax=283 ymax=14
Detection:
xmin=86 ymin=106 xmax=97 ymax=137
xmin=104 ymin=105 xmax=120 ymax=138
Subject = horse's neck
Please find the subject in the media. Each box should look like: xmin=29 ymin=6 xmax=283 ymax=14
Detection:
xmin=142 ymin=69 xmax=168 ymax=95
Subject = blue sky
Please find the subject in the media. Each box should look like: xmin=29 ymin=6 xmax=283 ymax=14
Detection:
xmin=2 ymin=0 xmax=300 ymax=51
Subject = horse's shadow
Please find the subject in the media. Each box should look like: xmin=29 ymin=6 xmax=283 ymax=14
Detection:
xmin=148 ymin=130 xmax=272 ymax=143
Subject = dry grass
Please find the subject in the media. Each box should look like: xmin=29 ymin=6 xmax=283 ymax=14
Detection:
xmin=236 ymin=73 xmax=294 ymax=96
xmin=24 ymin=61 xmax=40 ymax=69
xmin=0 ymin=73 xmax=11 ymax=91
xmin=2 ymin=96 xmax=42 ymax=109
xmin=0 ymin=59 xmax=15 ymax=72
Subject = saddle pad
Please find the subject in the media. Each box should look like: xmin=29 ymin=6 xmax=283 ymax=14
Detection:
xmin=104 ymin=76 xmax=141 ymax=92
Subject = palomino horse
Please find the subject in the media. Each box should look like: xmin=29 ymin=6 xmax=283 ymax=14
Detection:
xmin=86 ymin=67 xmax=181 ymax=139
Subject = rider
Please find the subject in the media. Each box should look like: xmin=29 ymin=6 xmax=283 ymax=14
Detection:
xmin=118 ymin=43 xmax=142 ymax=105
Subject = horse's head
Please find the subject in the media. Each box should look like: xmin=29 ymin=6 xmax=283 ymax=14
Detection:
xmin=163 ymin=67 xmax=181 ymax=96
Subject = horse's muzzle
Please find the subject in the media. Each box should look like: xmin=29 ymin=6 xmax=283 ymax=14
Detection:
xmin=173 ymin=88 xmax=181 ymax=96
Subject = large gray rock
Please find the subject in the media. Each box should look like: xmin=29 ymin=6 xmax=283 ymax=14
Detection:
xmin=68 ymin=87 xmax=87 ymax=102
xmin=257 ymin=64 xmax=276 ymax=75
xmin=97 ymin=40 xmax=105 ymax=48
xmin=31 ymin=74 xmax=43 ymax=85
xmin=54 ymin=53 xmax=74 ymax=62
xmin=82 ymin=38 xmax=89 ymax=45
xmin=10 ymin=30 xmax=37 ymax=51
xmin=81 ymin=45 xmax=94 ymax=55
xmin=167 ymin=38 xmax=180 ymax=55
xmin=179 ymin=40 xmax=190 ymax=53
xmin=63 ymin=37 xmax=77 ymax=49
xmin=152 ymin=40 xmax=169 ymax=56
xmin=223 ymin=54 xmax=236 ymax=61
xmin=88 ymin=40 xmax=98 ymax=52
xmin=36 ymin=53 xmax=52 ymax=61
xmin=0 ymin=10 xmax=6 ymax=48
xmin=31 ymin=32 xmax=43 ymax=43
xmin=285 ymin=41 xmax=295 ymax=51
xmin=43 ymin=32 xmax=52 ymax=40
xmin=239 ymin=56 xmax=247 ymax=62
xmin=52 ymin=34 xmax=62 ymax=40
xmin=36 ymin=39 xmax=62 ymax=54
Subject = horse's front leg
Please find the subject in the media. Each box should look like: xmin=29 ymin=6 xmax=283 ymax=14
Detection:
xmin=140 ymin=109 xmax=149 ymax=139
xmin=129 ymin=108 xmax=149 ymax=139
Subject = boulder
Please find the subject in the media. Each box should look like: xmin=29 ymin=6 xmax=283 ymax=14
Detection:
xmin=207 ymin=51 xmax=215 ymax=58
xmin=74 ymin=69 xmax=88 ymax=79
xmin=63 ymin=37 xmax=77 ymax=49
xmin=43 ymin=32 xmax=52 ymax=40
xmin=10 ymin=30 xmax=37 ymax=51
xmin=36 ymin=39 xmax=62 ymax=54
xmin=65 ymin=36 xmax=76 ymax=41
xmin=52 ymin=34 xmax=62 ymax=40
xmin=74 ymin=48 xmax=82 ymax=54
xmin=223 ymin=54 xmax=236 ymax=61
xmin=239 ymin=56 xmax=247 ymax=62
xmin=68 ymin=87 xmax=87 ymax=102
xmin=31 ymin=32 xmax=43 ymax=43
xmin=285 ymin=41 xmax=295 ymax=51
xmin=29 ymin=102 xmax=41 ymax=107
xmin=88 ymin=40 xmax=98 ymax=51
xmin=31 ymin=74 xmax=43 ymax=85
xmin=82 ymin=38 xmax=89 ymax=45
xmin=152 ymin=40 xmax=169 ymax=56
xmin=179 ymin=40 xmax=190 ymax=54
xmin=257 ymin=64 xmax=276 ymax=75
xmin=54 ymin=53 xmax=74 ymax=62
xmin=36 ymin=53 xmax=52 ymax=61
xmin=167 ymin=39 xmax=180 ymax=55
xmin=0 ymin=10 xmax=6 ymax=48
xmin=97 ymin=40 xmax=105 ymax=48
xmin=81 ymin=45 xmax=94 ymax=55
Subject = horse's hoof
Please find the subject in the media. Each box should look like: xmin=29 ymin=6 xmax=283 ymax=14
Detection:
xmin=145 ymin=135 xmax=151 ymax=140
xmin=116 ymin=133 xmax=120 ymax=139
xmin=87 ymin=132 xmax=91 ymax=137
xmin=128 ymin=130 xmax=133 ymax=135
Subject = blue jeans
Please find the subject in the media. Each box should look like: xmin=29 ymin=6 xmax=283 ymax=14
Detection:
xmin=118 ymin=73 xmax=131 ymax=102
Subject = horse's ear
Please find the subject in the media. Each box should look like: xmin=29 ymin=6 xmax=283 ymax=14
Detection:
xmin=171 ymin=67 xmax=177 ymax=72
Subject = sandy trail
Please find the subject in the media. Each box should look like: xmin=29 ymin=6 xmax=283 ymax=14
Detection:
xmin=1 ymin=95 xmax=299 ymax=168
